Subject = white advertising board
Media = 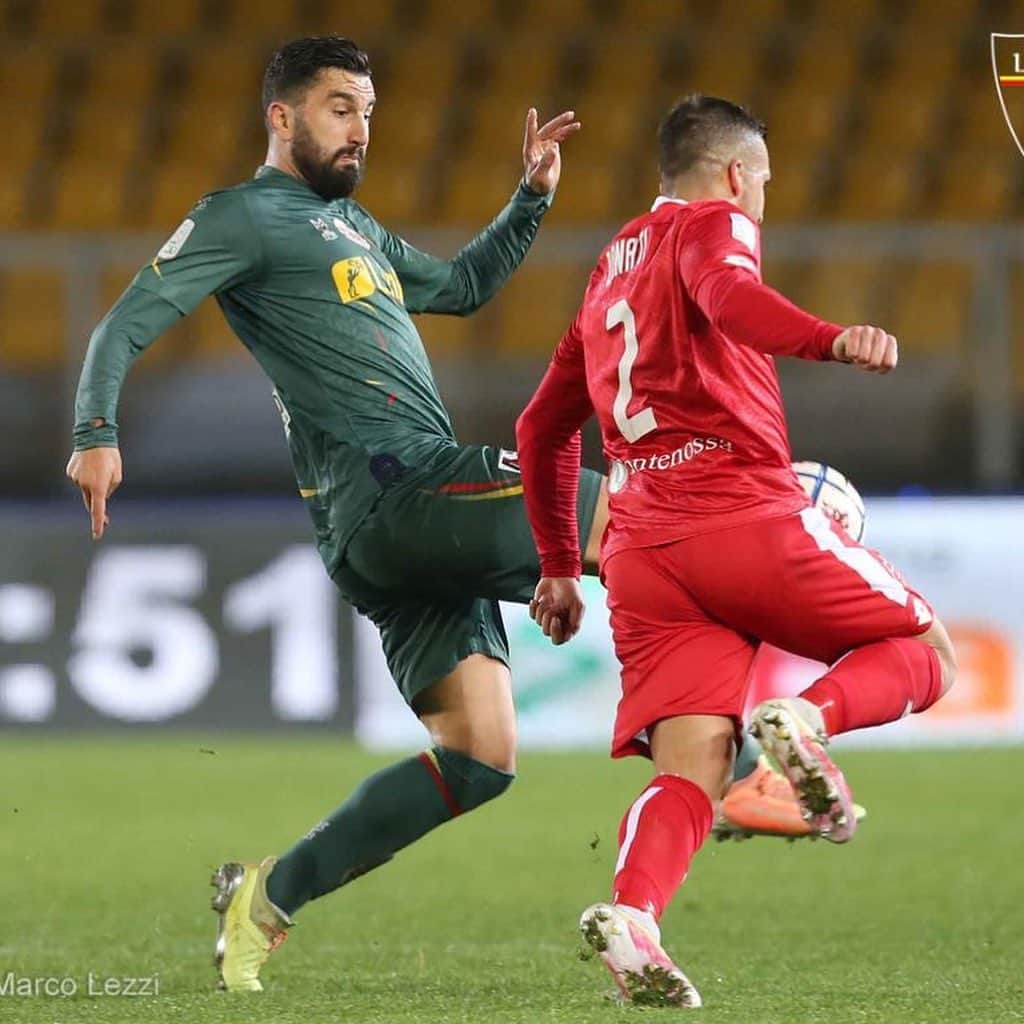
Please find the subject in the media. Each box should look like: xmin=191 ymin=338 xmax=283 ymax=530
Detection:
xmin=355 ymin=498 xmax=1024 ymax=751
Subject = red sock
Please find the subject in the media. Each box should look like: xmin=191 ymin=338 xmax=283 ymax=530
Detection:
xmin=612 ymin=775 xmax=714 ymax=920
xmin=800 ymin=638 xmax=943 ymax=736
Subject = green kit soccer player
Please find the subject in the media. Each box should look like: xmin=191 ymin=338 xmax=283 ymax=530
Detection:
xmin=66 ymin=36 xmax=827 ymax=993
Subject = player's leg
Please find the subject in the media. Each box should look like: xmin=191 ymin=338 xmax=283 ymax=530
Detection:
xmin=211 ymin=591 xmax=515 ymax=991
xmin=678 ymin=506 xmax=956 ymax=840
xmin=579 ymin=545 xmax=757 ymax=1007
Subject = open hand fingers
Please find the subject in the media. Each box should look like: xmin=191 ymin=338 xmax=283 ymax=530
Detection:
xmin=536 ymin=110 xmax=577 ymax=138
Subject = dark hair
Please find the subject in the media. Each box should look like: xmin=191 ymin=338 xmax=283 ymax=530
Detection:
xmin=262 ymin=36 xmax=371 ymax=118
xmin=657 ymin=94 xmax=766 ymax=181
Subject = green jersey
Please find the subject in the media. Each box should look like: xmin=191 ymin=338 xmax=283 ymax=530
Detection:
xmin=74 ymin=165 xmax=553 ymax=572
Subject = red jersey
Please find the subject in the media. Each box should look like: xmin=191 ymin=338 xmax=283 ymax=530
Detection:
xmin=516 ymin=197 xmax=844 ymax=577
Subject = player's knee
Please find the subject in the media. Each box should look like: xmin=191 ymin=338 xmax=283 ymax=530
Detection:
xmin=923 ymin=619 xmax=957 ymax=697
xmin=433 ymin=746 xmax=515 ymax=813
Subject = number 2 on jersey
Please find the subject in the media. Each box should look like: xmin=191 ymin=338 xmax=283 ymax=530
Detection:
xmin=606 ymin=299 xmax=658 ymax=443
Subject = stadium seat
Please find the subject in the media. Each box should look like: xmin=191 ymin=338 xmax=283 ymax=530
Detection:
xmin=31 ymin=0 xmax=110 ymax=36
xmin=787 ymin=262 xmax=886 ymax=327
xmin=354 ymin=164 xmax=429 ymax=225
xmin=130 ymin=0 xmax=206 ymax=37
xmin=544 ymin=164 xmax=618 ymax=224
xmin=886 ymin=263 xmax=970 ymax=353
xmin=605 ymin=0 xmax=692 ymax=29
xmin=0 ymin=171 xmax=30 ymax=230
xmin=835 ymin=150 xmax=920 ymax=220
xmin=418 ymin=0 xmax=498 ymax=33
xmin=50 ymin=159 xmax=130 ymax=230
xmin=442 ymin=157 xmax=525 ymax=223
xmin=0 ymin=270 xmax=65 ymax=371
xmin=144 ymin=159 xmax=226 ymax=229
xmin=934 ymin=150 xmax=1017 ymax=220
xmin=414 ymin=308 xmax=481 ymax=355
xmin=367 ymin=98 xmax=448 ymax=162
xmin=492 ymin=262 xmax=590 ymax=354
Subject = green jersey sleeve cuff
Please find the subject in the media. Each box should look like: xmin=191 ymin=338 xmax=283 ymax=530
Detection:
xmin=74 ymin=420 xmax=119 ymax=450
xmin=515 ymin=179 xmax=555 ymax=210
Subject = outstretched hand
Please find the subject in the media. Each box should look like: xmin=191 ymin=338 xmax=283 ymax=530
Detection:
xmin=832 ymin=325 xmax=898 ymax=373
xmin=529 ymin=576 xmax=586 ymax=646
xmin=66 ymin=447 xmax=123 ymax=540
xmin=522 ymin=108 xmax=581 ymax=195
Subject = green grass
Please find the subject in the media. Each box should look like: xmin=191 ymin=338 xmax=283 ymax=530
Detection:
xmin=1 ymin=737 xmax=1021 ymax=1023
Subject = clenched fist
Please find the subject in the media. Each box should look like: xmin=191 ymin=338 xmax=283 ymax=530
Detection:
xmin=832 ymin=325 xmax=898 ymax=374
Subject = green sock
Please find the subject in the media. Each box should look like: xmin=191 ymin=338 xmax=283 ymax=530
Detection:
xmin=266 ymin=748 xmax=511 ymax=916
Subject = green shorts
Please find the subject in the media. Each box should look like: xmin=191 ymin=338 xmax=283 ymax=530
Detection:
xmin=332 ymin=444 xmax=603 ymax=706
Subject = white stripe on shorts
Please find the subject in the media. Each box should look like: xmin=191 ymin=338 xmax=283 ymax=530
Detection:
xmin=615 ymin=785 xmax=662 ymax=875
xmin=799 ymin=506 xmax=912 ymax=609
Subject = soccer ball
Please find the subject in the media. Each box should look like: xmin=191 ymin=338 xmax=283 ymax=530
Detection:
xmin=792 ymin=460 xmax=867 ymax=543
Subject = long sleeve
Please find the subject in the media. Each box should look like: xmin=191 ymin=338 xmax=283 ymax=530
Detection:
xmin=355 ymin=181 xmax=554 ymax=316
xmin=73 ymin=190 xmax=263 ymax=450
xmin=515 ymin=317 xmax=593 ymax=579
xmin=679 ymin=202 xmax=842 ymax=361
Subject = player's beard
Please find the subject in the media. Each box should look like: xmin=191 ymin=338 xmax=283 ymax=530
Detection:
xmin=291 ymin=119 xmax=364 ymax=200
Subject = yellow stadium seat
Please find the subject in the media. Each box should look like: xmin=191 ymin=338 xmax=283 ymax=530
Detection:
xmin=492 ymin=262 xmax=589 ymax=354
xmin=509 ymin=0 xmax=594 ymax=31
xmin=32 ymin=0 xmax=109 ymax=36
xmin=189 ymin=296 xmax=241 ymax=362
xmin=49 ymin=159 xmax=130 ymax=230
xmin=887 ymin=264 xmax=970 ymax=353
xmin=414 ymin=309 xmax=481 ymax=356
xmin=766 ymin=89 xmax=843 ymax=153
xmin=0 ymin=172 xmax=30 ymax=229
xmin=302 ymin=0 xmax=400 ymax=39
xmin=180 ymin=45 xmax=264 ymax=109
xmin=803 ymin=0 xmax=879 ymax=31
xmin=464 ymin=95 xmax=545 ymax=162
xmin=860 ymin=90 xmax=940 ymax=153
xmin=933 ymin=150 xmax=1018 ymax=220
xmin=83 ymin=51 xmax=158 ymax=100
xmin=72 ymin=102 xmax=147 ymax=164
xmin=355 ymin=164 xmax=427 ymax=225
xmin=787 ymin=262 xmax=885 ymax=326
xmin=606 ymin=0 xmax=691 ymax=29
xmin=486 ymin=37 xmax=562 ymax=103
xmin=443 ymin=157 xmax=530 ymax=223
xmin=0 ymin=271 xmax=65 ymax=371
xmin=684 ymin=41 xmax=759 ymax=107
xmin=161 ymin=105 xmax=253 ymax=173
xmin=367 ymin=98 xmax=447 ymax=161
xmin=835 ymin=151 xmax=919 ymax=220
xmin=0 ymin=45 xmax=60 ymax=105
xmin=131 ymin=0 xmax=206 ymax=36
xmin=5 ymin=115 xmax=48 ymax=175
xmin=217 ymin=0 xmax=306 ymax=36
xmin=763 ymin=158 xmax=820 ymax=222
xmin=98 ymin=265 xmax=188 ymax=371
xmin=963 ymin=76 xmax=1020 ymax=149
xmin=545 ymin=165 xmax=619 ymax=224
xmin=785 ymin=26 xmax=861 ymax=92
xmin=382 ymin=35 xmax=461 ymax=99
xmin=585 ymin=32 xmax=661 ymax=95
xmin=143 ymin=159 xmax=224 ymax=229
xmin=418 ymin=0 xmax=498 ymax=32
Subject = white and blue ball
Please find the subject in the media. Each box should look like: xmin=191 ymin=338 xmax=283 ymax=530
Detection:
xmin=792 ymin=460 xmax=867 ymax=543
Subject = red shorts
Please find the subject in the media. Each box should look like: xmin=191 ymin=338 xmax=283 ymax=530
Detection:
xmin=602 ymin=506 xmax=934 ymax=759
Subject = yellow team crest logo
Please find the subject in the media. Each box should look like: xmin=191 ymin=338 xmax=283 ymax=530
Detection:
xmin=331 ymin=256 xmax=404 ymax=305
xmin=992 ymin=34 xmax=1024 ymax=156
xmin=332 ymin=257 xmax=376 ymax=303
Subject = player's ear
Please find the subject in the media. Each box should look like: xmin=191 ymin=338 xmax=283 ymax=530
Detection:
xmin=727 ymin=159 xmax=744 ymax=199
xmin=267 ymin=101 xmax=293 ymax=139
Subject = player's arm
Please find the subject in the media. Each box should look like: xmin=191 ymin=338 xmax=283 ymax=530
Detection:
xmin=364 ymin=109 xmax=580 ymax=316
xmin=67 ymin=192 xmax=263 ymax=539
xmin=515 ymin=316 xmax=593 ymax=645
xmin=681 ymin=204 xmax=897 ymax=372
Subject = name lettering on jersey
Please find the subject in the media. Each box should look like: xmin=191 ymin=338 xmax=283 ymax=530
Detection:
xmin=332 ymin=218 xmax=372 ymax=250
xmin=309 ymin=217 xmax=338 ymax=241
xmin=331 ymin=256 xmax=404 ymax=305
xmin=608 ymin=436 xmax=735 ymax=491
xmin=604 ymin=227 xmax=650 ymax=286
xmin=156 ymin=218 xmax=195 ymax=260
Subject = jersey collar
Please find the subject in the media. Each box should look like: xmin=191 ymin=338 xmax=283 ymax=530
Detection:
xmin=651 ymin=195 xmax=688 ymax=211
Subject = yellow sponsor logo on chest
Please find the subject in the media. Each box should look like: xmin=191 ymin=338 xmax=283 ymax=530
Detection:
xmin=331 ymin=256 xmax=404 ymax=305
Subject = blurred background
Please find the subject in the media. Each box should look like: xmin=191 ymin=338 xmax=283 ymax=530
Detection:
xmin=0 ymin=0 xmax=1021 ymax=743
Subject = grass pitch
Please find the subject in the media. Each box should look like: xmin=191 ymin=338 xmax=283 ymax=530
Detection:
xmin=1 ymin=737 xmax=1021 ymax=1023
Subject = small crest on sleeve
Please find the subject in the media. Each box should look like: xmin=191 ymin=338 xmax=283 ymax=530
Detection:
xmin=156 ymin=218 xmax=195 ymax=260
xmin=729 ymin=212 xmax=757 ymax=253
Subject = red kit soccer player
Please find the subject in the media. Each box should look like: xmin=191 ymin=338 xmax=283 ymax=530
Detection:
xmin=515 ymin=95 xmax=957 ymax=1007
